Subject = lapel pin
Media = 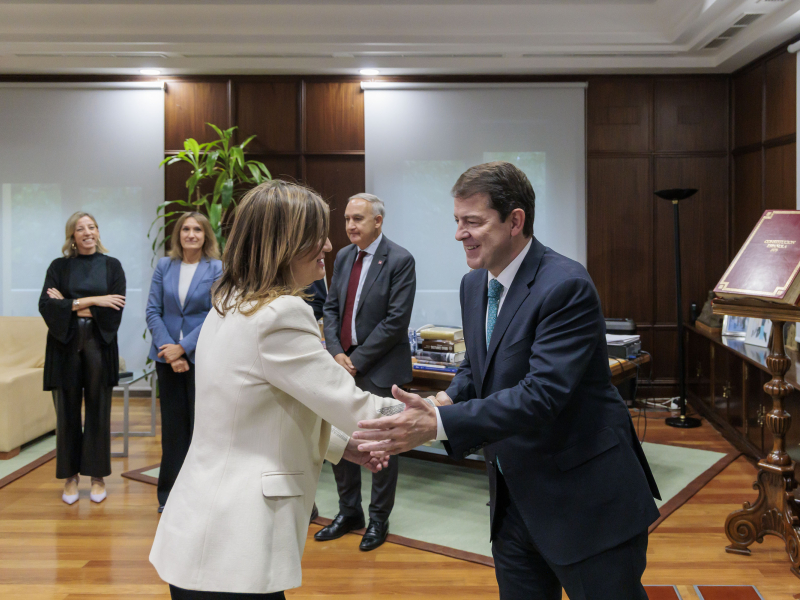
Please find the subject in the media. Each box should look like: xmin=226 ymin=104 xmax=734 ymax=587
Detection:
xmin=378 ymin=261 xmax=383 ymax=265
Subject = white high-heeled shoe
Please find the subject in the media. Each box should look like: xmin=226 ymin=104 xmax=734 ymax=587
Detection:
xmin=90 ymin=477 xmax=107 ymax=503
xmin=62 ymin=475 xmax=79 ymax=505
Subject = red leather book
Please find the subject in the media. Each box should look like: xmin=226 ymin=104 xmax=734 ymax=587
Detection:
xmin=715 ymin=210 xmax=800 ymax=305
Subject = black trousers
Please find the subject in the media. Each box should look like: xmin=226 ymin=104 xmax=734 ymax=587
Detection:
xmin=156 ymin=360 xmax=196 ymax=507
xmin=332 ymin=370 xmax=399 ymax=523
xmin=55 ymin=317 xmax=112 ymax=479
xmin=491 ymin=473 xmax=649 ymax=600
xmin=169 ymin=585 xmax=285 ymax=600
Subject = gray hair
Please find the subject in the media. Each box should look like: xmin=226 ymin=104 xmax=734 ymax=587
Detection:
xmin=348 ymin=193 xmax=385 ymax=219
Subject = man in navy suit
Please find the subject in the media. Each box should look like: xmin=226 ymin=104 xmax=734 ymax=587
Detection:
xmin=354 ymin=162 xmax=660 ymax=599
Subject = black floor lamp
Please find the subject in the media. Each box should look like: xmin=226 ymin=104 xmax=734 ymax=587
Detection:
xmin=655 ymin=188 xmax=702 ymax=429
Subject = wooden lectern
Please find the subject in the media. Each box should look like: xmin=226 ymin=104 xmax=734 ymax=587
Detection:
xmin=712 ymin=298 xmax=800 ymax=577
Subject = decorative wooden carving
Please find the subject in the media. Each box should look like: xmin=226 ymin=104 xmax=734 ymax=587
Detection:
xmin=713 ymin=298 xmax=800 ymax=578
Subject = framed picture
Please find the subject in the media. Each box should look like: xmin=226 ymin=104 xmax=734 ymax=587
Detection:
xmin=722 ymin=315 xmax=748 ymax=337
xmin=744 ymin=318 xmax=772 ymax=348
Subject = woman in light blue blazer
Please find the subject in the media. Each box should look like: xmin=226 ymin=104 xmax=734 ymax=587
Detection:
xmin=146 ymin=212 xmax=223 ymax=512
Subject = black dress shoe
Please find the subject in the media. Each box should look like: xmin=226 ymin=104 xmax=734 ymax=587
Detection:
xmin=313 ymin=513 xmax=365 ymax=541
xmin=359 ymin=519 xmax=389 ymax=551
xmin=309 ymin=503 xmax=319 ymax=524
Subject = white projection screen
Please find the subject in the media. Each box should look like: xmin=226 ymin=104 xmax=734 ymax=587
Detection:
xmin=0 ymin=83 xmax=165 ymax=374
xmin=364 ymin=82 xmax=587 ymax=329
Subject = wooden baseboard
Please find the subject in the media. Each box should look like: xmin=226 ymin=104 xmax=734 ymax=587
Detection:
xmin=0 ymin=447 xmax=20 ymax=460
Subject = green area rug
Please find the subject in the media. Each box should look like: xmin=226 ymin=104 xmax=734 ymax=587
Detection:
xmin=314 ymin=442 xmax=731 ymax=559
xmin=120 ymin=442 xmax=736 ymax=562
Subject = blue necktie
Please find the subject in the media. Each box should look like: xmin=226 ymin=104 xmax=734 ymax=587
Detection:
xmin=487 ymin=278 xmax=505 ymax=473
xmin=487 ymin=279 xmax=504 ymax=349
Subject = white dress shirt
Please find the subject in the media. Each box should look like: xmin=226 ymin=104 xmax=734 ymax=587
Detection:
xmin=435 ymin=238 xmax=534 ymax=441
xmin=349 ymin=232 xmax=383 ymax=346
xmin=177 ymin=261 xmax=199 ymax=340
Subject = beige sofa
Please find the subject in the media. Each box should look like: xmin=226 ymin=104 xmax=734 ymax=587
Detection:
xmin=0 ymin=317 xmax=56 ymax=456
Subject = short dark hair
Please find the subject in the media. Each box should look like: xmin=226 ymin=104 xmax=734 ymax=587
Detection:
xmin=451 ymin=161 xmax=535 ymax=238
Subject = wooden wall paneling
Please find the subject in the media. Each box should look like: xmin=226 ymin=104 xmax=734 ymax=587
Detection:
xmin=164 ymin=81 xmax=231 ymax=151
xmin=234 ymin=82 xmax=300 ymax=152
xmin=654 ymin=157 xmax=729 ymax=324
xmin=587 ymin=157 xmax=653 ymax=325
xmin=652 ymin=327 xmax=677 ymax=383
xmin=251 ymin=155 xmax=302 ymax=184
xmin=732 ymin=150 xmax=763 ymax=252
xmin=765 ymin=50 xmax=797 ymax=142
xmin=305 ymin=82 xmax=365 ymax=152
xmin=637 ymin=327 xmax=655 ymax=383
xmin=765 ymin=142 xmax=797 ymax=210
xmin=654 ymin=79 xmax=728 ymax=152
xmin=587 ymin=78 xmax=652 ymax=153
xmin=304 ymin=156 xmax=365 ymax=280
xmin=733 ymin=67 xmax=764 ymax=149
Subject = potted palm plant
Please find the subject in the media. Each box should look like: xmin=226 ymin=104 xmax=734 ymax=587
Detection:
xmin=148 ymin=123 xmax=271 ymax=257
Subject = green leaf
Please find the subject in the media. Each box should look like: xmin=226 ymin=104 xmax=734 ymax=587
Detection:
xmin=208 ymin=202 xmax=223 ymax=230
xmin=207 ymin=123 xmax=225 ymax=140
xmin=221 ymin=179 xmax=234 ymax=210
xmin=247 ymin=162 xmax=263 ymax=183
xmin=232 ymin=146 xmax=245 ymax=169
xmin=182 ymin=139 xmax=201 ymax=169
xmin=239 ymin=134 xmax=257 ymax=150
xmin=187 ymin=168 xmax=209 ymax=201
xmin=257 ymin=162 xmax=272 ymax=179
xmin=213 ymin=171 xmax=227 ymax=204
xmin=205 ymin=150 xmax=219 ymax=174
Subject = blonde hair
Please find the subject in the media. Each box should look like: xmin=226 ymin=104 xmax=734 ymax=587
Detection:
xmin=168 ymin=212 xmax=221 ymax=261
xmin=62 ymin=212 xmax=109 ymax=258
xmin=213 ymin=180 xmax=329 ymax=317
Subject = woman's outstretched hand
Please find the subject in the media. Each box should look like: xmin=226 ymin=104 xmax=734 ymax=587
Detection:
xmin=343 ymin=437 xmax=390 ymax=473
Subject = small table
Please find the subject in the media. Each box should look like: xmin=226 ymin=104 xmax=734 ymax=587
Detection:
xmin=111 ymin=367 xmax=156 ymax=458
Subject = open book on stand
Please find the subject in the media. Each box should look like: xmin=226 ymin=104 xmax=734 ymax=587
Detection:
xmin=715 ymin=210 xmax=800 ymax=305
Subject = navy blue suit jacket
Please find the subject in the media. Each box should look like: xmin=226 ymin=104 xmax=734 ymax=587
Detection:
xmin=440 ymin=237 xmax=660 ymax=566
xmin=145 ymin=256 xmax=223 ymax=364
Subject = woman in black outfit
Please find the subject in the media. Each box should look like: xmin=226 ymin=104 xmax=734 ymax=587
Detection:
xmin=39 ymin=212 xmax=126 ymax=505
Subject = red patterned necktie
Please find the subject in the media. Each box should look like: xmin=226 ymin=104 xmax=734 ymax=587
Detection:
xmin=340 ymin=250 xmax=367 ymax=352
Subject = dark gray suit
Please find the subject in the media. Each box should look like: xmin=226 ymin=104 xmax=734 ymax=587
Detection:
xmin=323 ymin=235 xmax=416 ymax=522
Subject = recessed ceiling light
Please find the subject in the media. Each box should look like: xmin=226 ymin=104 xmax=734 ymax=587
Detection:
xmin=140 ymin=69 xmax=161 ymax=75
xmin=359 ymin=69 xmax=380 ymax=76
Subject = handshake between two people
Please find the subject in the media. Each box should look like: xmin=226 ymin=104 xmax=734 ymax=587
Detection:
xmin=341 ymin=386 xmax=453 ymax=474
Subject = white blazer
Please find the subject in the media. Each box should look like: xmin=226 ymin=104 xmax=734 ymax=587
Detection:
xmin=149 ymin=295 xmax=400 ymax=594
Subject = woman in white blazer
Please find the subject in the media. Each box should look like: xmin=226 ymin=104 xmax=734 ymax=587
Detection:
xmin=150 ymin=181 xmax=400 ymax=599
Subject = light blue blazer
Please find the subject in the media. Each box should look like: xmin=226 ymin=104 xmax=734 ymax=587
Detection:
xmin=146 ymin=256 xmax=223 ymax=364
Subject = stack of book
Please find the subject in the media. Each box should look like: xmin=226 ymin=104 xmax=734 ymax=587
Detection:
xmin=413 ymin=326 xmax=464 ymax=374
